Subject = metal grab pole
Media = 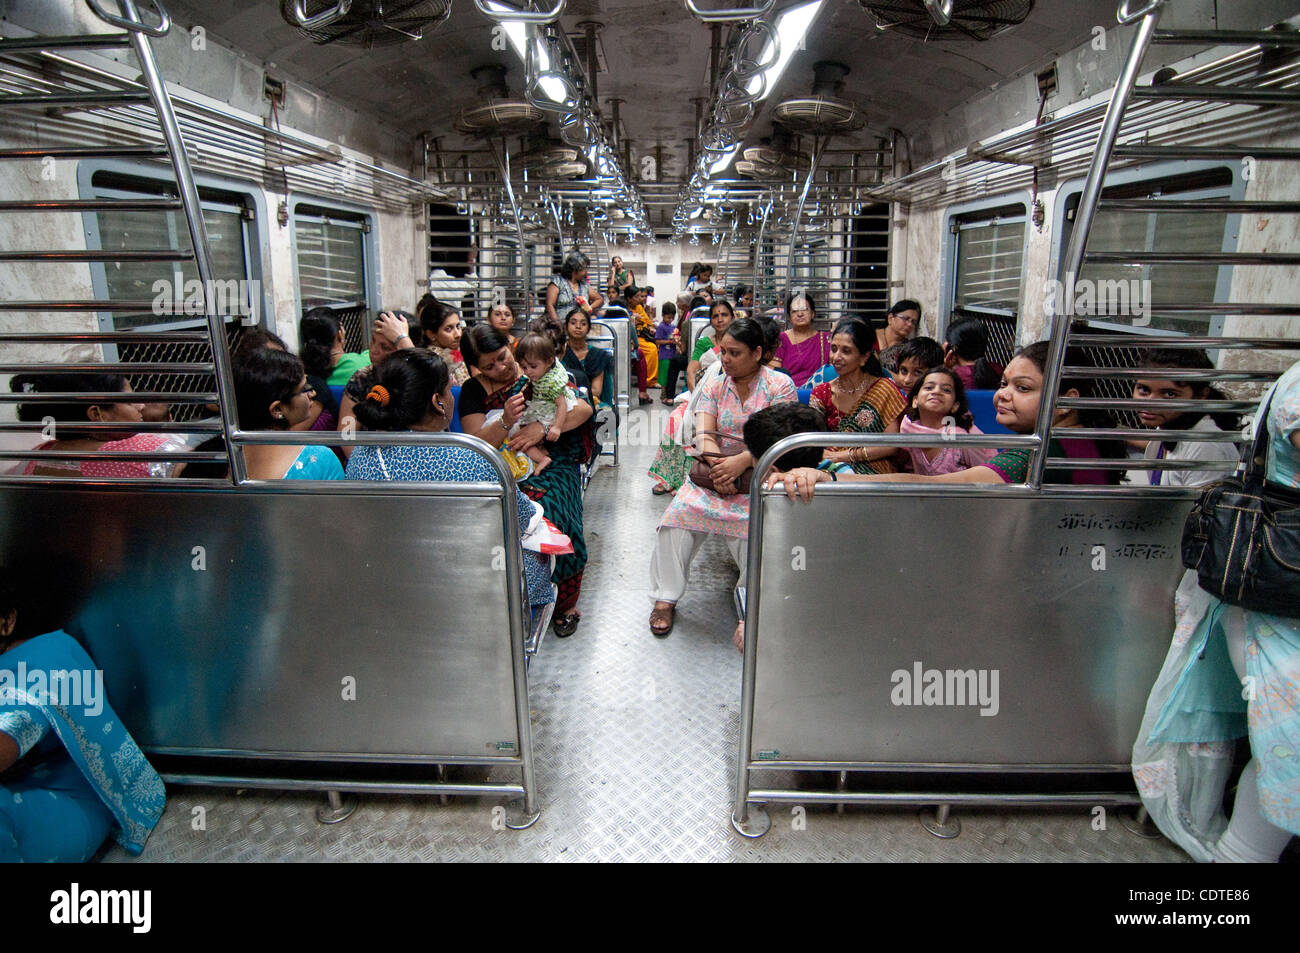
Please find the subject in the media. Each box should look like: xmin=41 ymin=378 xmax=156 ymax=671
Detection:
xmin=118 ymin=0 xmax=248 ymax=484
xmin=784 ymin=135 xmax=826 ymax=307
xmin=1030 ymin=6 xmax=1163 ymax=488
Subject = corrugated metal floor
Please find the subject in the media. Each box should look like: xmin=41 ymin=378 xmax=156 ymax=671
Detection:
xmin=103 ymin=404 xmax=1188 ymax=862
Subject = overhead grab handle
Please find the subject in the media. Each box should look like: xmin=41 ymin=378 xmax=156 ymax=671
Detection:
xmin=288 ymin=0 xmax=354 ymax=29
xmin=475 ymin=0 xmax=568 ymax=24
xmin=85 ymin=0 xmax=171 ymax=37
xmin=1117 ymin=0 xmax=1166 ymax=25
xmin=683 ymin=0 xmax=775 ymax=23
xmin=923 ymin=0 xmax=953 ymax=26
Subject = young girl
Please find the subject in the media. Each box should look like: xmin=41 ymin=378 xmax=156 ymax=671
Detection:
xmin=1126 ymin=347 xmax=1241 ymax=487
xmin=512 ymin=331 xmax=570 ymax=476
xmin=894 ymin=368 xmax=995 ymax=476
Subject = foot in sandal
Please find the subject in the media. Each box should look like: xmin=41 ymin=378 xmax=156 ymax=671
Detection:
xmin=649 ymin=601 xmax=675 ymax=637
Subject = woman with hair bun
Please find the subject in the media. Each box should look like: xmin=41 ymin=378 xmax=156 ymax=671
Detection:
xmin=345 ymin=349 xmax=557 ymax=611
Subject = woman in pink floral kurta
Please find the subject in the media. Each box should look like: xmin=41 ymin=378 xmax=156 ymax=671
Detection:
xmin=648 ymin=318 xmax=797 ymax=635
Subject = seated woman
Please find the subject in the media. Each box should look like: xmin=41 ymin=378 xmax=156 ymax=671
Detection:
xmin=459 ymin=324 xmax=595 ymax=636
xmin=769 ymin=340 xmax=1123 ymax=497
xmin=629 ymin=286 xmax=659 ymax=395
xmin=773 ymin=292 xmax=831 ymax=388
xmin=485 ymin=298 xmax=522 ymax=354
xmin=233 ymin=326 xmax=338 ymax=432
xmin=336 ymin=311 xmax=417 ymax=458
xmin=562 ymin=307 xmax=615 ymax=410
xmin=944 ymin=318 xmax=1004 ymax=391
xmin=875 ymin=298 xmax=921 ymax=354
xmin=233 ymin=348 xmax=344 ymax=480
xmin=12 ymin=372 xmax=190 ymax=478
xmin=1125 ymin=346 xmax=1241 ymax=487
xmin=300 ymin=306 xmax=387 ymax=388
xmin=0 ymin=576 xmax=165 ymax=861
xmin=648 ymin=317 xmax=797 ymax=636
xmin=416 ymin=296 xmax=469 ymax=386
xmin=685 ymin=297 xmax=734 ymax=392
xmin=343 ymin=349 xmax=555 ymax=611
xmin=809 ymin=318 xmax=908 ymax=474
xmin=1132 ymin=357 xmax=1300 ymax=862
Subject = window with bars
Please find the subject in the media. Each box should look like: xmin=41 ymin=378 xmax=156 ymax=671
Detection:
xmin=88 ymin=170 xmax=259 ymax=331
xmin=950 ymin=203 xmax=1027 ymax=319
xmin=1062 ymin=167 xmax=1235 ymax=335
xmin=294 ymin=205 xmax=369 ymax=309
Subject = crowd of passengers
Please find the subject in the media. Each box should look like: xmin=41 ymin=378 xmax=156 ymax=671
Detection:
xmin=3 ymin=249 xmax=1298 ymax=862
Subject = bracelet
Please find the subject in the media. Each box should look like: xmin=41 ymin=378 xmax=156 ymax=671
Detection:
xmin=395 ymin=334 xmax=410 ymax=343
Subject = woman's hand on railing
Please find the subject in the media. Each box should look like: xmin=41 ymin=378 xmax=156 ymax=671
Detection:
xmin=375 ymin=310 xmax=411 ymax=346
xmin=763 ymin=466 xmax=830 ymax=502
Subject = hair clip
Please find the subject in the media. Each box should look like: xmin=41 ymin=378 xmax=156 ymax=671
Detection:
xmin=367 ymin=384 xmax=391 ymax=406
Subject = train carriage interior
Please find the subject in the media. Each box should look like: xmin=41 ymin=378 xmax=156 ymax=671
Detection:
xmin=1 ymin=0 xmax=1299 ymax=864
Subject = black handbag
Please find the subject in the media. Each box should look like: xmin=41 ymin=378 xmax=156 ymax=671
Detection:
xmin=1181 ymin=388 xmax=1300 ymax=617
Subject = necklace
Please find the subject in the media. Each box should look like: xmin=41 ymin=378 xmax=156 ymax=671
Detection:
xmin=833 ymin=374 xmax=870 ymax=396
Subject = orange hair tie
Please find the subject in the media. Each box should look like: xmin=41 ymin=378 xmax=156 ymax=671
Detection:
xmin=366 ymin=384 xmax=391 ymax=406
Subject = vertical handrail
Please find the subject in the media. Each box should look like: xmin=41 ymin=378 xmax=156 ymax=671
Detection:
xmin=752 ymin=200 xmax=772 ymax=308
xmin=111 ymin=0 xmax=248 ymax=483
xmin=1029 ymin=5 xmax=1163 ymax=487
xmin=784 ymin=135 xmax=826 ymax=307
xmin=487 ymin=137 xmax=531 ymax=312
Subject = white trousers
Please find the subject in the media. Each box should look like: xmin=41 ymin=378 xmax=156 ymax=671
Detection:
xmin=649 ymin=527 xmax=747 ymax=605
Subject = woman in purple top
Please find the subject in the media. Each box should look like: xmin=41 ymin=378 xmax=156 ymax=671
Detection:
xmin=772 ymin=292 xmax=831 ymax=388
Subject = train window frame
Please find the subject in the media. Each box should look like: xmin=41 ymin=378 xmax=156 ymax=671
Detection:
xmin=77 ymin=162 xmax=269 ymax=343
xmin=1050 ymin=161 xmax=1244 ymax=337
xmin=939 ymin=192 xmax=1032 ymax=339
xmin=289 ymin=195 xmax=379 ymax=338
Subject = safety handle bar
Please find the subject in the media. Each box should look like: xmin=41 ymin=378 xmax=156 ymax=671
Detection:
xmin=288 ymin=0 xmax=354 ymax=29
xmin=1118 ymin=0 xmax=1166 ymax=25
xmin=683 ymin=0 xmax=775 ymax=23
xmin=475 ymin=0 xmax=567 ymax=24
xmin=923 ymin=0 xmax=953 ymax=27
xmin=85 ymin=0 xmax=170 ymax=36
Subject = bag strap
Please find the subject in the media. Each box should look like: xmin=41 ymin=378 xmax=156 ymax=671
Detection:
xmin=1244 ymin=385 xmax=1279 ymax=478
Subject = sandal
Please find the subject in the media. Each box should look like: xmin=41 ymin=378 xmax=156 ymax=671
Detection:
xmin=651 ymin=482 xmax=673 ymax=495
xmin=649 ymin=603 xmax=675 ymax=638
xmin=552 ymin=611 xmax=580 ymax=638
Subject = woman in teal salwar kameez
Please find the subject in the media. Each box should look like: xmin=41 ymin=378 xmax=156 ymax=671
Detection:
xmin=1 ymin=592 xmax=165 ymax=861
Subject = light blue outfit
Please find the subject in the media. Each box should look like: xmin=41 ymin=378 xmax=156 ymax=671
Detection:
xmin=0 ymin=631 xmax=165 ymax=861
xmin=345 ymin=444 xmax=554 ymax=607
xmin=1132 ymin=361 xmax=1300 ymax=858
xmin=282 ymin=445 xmax=344 ymax=480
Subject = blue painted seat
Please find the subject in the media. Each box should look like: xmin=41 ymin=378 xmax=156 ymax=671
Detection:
xmin=967 ymin=389 xmax=1010 ymax=435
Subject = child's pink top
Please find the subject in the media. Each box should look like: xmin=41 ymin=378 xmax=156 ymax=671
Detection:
xmin=898 ymin=415 xmax=995 ymax=476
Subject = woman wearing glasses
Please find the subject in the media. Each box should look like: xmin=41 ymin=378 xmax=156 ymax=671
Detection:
xmin=875 ymin=299 xmax=921 ymax=354
xmin=232 ymin=348 xmax=343 ymax=480
xmin=772 ymin=292 xmax=830 ymax=388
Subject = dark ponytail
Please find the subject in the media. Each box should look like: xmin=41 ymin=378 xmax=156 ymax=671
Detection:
xmin=299 ymin=307 xmax=341 ymax=379
xmin=11 ymin=371 xmax=129 ymax=432
xmin=352 ymin=348 xmax=450 ymax=432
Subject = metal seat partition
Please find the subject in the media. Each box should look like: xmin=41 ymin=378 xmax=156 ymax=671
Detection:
xmin=0 ymin=1 xmax=542 ymax=826
xmin=732 ymin=0 xmax=1300 ymax=839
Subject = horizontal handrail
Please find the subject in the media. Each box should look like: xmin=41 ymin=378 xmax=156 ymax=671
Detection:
xmin=1066 ymin=333 xmax=1300 ymax=345
xmin=0 ymin=90 xmax=152 ymax=107
xmin=1043 ymin=457 xmax=1238 ymax=471
xmin=1058 ymin=366 xmax=1278 ymax=381
xmin=0 ymin=249 xmax=193 ymax=262
xmin=1112 ymin=145 xmax=1300 ymax=159
xmin=1060 ymin=426 xmax=1248 ymax=443
xmin=1131 ymin=85 xmax=1300 ymax=103
xmin=0 ymin=34 xmax=132 ymax=51
xmin=0 ymin=198 xmax=183 ymax=212
xmin=0 ymin=362 xmax=213 ymax=374
xmin=1084 ymin=251 xmax=1300 ymax=264
xmin=0 ymin=420 xmax=220 ymax=433
xmin=1151 ymin=29 xmax=1300 ymax=46
xmin=0 ymin=330 xmax=214 ymax=341
xmin=0 ymin=146 xmax=169 ymax=159
xmin=1096 ymin=199 xmax=1300 ymax=212
xmin=1058 ymin=397 xmax=1257 ymax=412
xmin=0 ymin=392 xmax=217 ymax=404
xmin=0 ymin=450 xmax=223 ymax=462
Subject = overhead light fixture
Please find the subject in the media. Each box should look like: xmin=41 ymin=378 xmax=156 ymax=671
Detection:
xmin=747 ymin=0 xmax=823 ymax=101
